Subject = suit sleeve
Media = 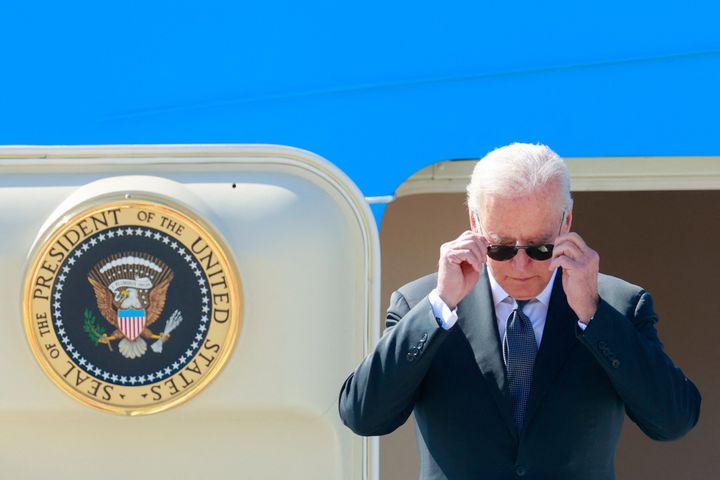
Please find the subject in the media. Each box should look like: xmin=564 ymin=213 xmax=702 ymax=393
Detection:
xmin=338 ymin=290 xmax=451 ymax=436
xmin=578 ymin=290 xmax=701 ymax=440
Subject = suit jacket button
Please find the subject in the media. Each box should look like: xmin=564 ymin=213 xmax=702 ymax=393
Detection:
xmin=421 ymin=333 xmax=428 ymax=342
xmin=611 ymin=358 xmax=621 ymax=369
xmin=515 ymin=465 xmax=527 ymax=477
xmin=406 ymin=352 xmax=417 ymax=362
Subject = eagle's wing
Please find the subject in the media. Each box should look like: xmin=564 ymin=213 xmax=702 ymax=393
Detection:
xmin=88 ymin=277 xmax=117 ymax=326
xmin=146 ymin=274 xmax=174 ymax=326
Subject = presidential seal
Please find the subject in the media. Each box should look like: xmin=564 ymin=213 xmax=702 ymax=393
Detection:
xmin=23 ymin=199 xmax=242 ymax=415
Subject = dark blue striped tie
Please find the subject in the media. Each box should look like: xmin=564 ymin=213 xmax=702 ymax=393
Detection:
xmin=503 ymin=299 xmax=537 ymax=431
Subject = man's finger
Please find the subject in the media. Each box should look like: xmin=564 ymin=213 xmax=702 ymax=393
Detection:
xmin=548 ymin=255 xmax=581 ymax=272
xmin=452 ymin=237 xmax=487 ymax=265
xmin=474 ymin=235 xmax=489 ymax=263
xmin=552 ymin=241 xmax=583 ymax=261
xmin=554 ymin=232 xmax=589 ymax=252
xmin=445 ymin=249 xmax=483 ymax=272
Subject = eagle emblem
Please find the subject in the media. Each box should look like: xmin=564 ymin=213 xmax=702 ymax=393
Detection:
xmin=87 ymin=252 xmax=183 ymax=359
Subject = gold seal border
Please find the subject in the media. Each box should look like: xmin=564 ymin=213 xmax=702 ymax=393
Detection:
xmin=23 ymin=195 xmax=243 ymax=416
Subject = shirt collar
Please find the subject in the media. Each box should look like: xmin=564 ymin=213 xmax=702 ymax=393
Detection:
xmin=487 ymin=267 xmax=558 ymax=307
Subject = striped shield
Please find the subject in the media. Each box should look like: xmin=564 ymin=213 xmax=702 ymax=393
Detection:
xmin=118 ymin=309 xmax=146 ymax=341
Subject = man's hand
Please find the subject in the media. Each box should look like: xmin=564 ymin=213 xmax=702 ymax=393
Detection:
xmin=548 ymin=232 xmax=599 ymax=323
xmin=437 ymin=231 xmax=488 ymax=309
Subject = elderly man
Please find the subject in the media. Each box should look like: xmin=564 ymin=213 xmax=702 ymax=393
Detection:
xmin=339 ymin=143 xmax=700 ymax=479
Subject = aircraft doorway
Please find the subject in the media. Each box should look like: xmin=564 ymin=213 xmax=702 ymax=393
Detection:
xmin=378 ymin=157 xmax=718 ymax=480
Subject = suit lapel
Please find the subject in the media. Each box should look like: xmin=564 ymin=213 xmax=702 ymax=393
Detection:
xmin=456 ymin=268 xmax=517 ymax=439
xmin=523 ymin=270 xmax=578 ymax=429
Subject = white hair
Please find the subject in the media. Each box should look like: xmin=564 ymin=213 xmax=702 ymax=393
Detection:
xmin=466 ymin=143 xmax=572 ymax=215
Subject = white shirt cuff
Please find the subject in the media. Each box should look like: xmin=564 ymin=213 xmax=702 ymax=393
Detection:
xmin=428 ymin=289 xmax=458 ymax=330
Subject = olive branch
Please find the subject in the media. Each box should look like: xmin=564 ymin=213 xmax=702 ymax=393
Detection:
xmin=83 ymin=308 xmax=112 ymax=350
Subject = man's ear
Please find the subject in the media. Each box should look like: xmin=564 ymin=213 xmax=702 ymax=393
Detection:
xmin=564 ymin=204 xmax=573 ymax=233
xmin=469 ymin=210 xmax=478 ymax=233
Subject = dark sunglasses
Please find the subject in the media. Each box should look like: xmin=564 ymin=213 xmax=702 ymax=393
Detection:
xmin=477 ymin=209 xmax=566 ymax=262
xmin=487 ymin=244 xmax=554 ymax=261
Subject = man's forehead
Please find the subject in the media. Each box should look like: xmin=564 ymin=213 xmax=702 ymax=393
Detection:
xmin=481 ymin=184 xmax=562 ymax=207
xmin=479 ymin=193 xmax=565 ymax=242
xmin=484 ymin=227 xmax=555 ymax=244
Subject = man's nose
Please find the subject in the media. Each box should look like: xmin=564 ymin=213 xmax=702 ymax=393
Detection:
xmin=511 ymin=248 xmax=532 ymax=269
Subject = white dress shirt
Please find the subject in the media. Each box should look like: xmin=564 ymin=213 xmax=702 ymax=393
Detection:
xmin=428 ymin=269 xmax=586 ymax=345
xmin=489 ymin=269 xmax=557 ymax=347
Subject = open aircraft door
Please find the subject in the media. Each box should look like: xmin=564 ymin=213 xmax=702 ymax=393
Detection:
xmin=0 ymin=145 xmax=380 ymax=480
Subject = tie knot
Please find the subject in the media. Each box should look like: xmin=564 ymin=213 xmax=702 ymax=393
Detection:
xmin=515 ymin=299 xmax=530 ymax=312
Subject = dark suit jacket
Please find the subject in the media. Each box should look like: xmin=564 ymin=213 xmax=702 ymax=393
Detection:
xmin=339 ymin=269 xmax=700 ymax=480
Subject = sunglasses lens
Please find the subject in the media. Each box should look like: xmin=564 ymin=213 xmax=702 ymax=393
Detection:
xmin=526 ymin=245 xmax=554 ymax=261
xmin=487 ymin=245 xmax=517 ymax=261
xmin=487 ymin=244 xmax=555 ymax=261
